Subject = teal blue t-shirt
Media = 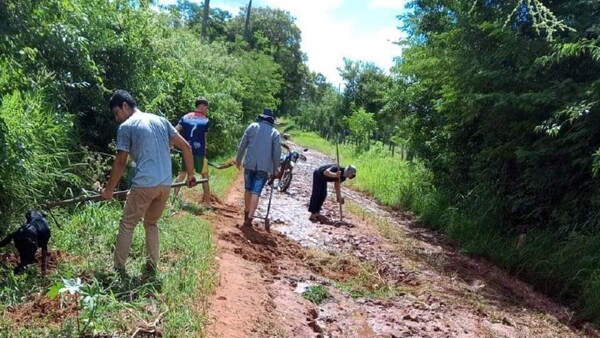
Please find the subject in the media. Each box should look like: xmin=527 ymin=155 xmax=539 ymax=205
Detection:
xmin=116 ymin=111 xmax=177 ymax=187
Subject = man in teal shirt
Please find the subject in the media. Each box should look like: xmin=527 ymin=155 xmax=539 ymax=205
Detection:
xmin=101 ymin=90 xmax=196 ymax=276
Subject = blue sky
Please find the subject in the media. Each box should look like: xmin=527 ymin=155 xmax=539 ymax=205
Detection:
xmin=158 ymin=0 xmax=409 ymax=86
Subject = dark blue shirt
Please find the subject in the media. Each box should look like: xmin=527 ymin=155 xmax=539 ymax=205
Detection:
xmin=178 ymin=112 xmax=210 ymax=156
xmin=317 ymin=164 xmax=348 ymax=183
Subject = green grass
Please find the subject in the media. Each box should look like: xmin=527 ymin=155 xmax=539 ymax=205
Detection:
xmin=171 ymin=155 xmax=237 ymax=201
xmin=206 ymin=157 xmax=238 ymax=198
xmin=337 ymin=262 xmax=401 ymax=299
xmin=301 ymin=285 xmax=329 ymax=305
xmin=0 ymin=166 xmax=237 ymax=337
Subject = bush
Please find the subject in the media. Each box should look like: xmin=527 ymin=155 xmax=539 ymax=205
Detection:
xmin=0 ymin=89 xmax=79 ymax=228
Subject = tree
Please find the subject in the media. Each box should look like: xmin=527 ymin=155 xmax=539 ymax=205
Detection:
xmin=226 ymin=7 xmax=309 ymax=116
xmin=201 ymin=0 xmax=210 ymax=39
xmin=346 ymin=107 xmax=377 ymax=151
xmin=0 ymin=0 xmax=285 ymax=225
xmin=397 ymin=0 xmax=600 ymax=233
xmin=340 ymin=59 xmax=394 ymax=142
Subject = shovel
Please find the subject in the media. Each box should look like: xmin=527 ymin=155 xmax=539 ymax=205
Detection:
xmin=258 ymin=181 xmax=275 ymax=232
xmin=335 ymin=142 xmax=344 ymax=223
xmin=171 ymin=148 xmax=234 ymax=170
xmin=332 ymin=143 xmax=351 ymax=227
xmin=265 ymin=183 xmax=274 ymax=232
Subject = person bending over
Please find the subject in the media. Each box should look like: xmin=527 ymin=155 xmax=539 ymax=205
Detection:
xmin=308 ymin=164 xmax=356 ymax=222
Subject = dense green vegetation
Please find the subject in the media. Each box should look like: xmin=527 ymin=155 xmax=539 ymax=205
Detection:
xmin=0 ymin=0 xmax=312 ymax=225
xmin=1 ymin=0 xmax=600 ymax=333
xmin=301 ymin=285 xmax=329 ymax=305
xmin=0 ymin=0 xmax=306 ymax=335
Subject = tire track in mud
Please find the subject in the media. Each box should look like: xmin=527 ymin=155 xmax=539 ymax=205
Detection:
xmin=205 ymin=143 xmax=600 ymax=338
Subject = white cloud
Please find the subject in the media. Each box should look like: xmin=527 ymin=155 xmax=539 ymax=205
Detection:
xmin=260 ymin=0 xmax=405 ymax=86
xmin=368 ymin=0 xmax=410 ymax=10
xmin=262 ymin=0 xmax=343 ymax=14
xmin=157 ymin=0 xmax=405 ymax=86
xmin=261 ymin=0 xmax=350 ymax=86
xmin=351 ymin=26 xmax=405 ymax=70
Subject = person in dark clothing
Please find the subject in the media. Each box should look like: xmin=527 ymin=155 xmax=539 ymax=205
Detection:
xmin=308 ymin=164 xmax=356 ymax=222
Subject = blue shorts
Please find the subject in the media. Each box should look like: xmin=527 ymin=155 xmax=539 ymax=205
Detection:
xmin=244 ymin=169 xmax=268 ymax=195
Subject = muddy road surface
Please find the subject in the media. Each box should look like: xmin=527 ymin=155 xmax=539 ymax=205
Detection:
xmin=204 ymin=143 xmax=600 ymax=338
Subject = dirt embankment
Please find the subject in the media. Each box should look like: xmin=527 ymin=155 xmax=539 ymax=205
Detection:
xmin=204 ymin=144 xmax=600 ymax=338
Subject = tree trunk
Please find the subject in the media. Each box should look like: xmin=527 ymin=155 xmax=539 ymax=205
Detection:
xmin=201 ymin=0 xmax=210 ymax=40
xmin=243 ymin=0 xmax=253 ymax=42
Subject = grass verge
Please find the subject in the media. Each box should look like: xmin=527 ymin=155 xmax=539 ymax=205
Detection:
xmin=0 ymin=160 xmax=237 ymax=337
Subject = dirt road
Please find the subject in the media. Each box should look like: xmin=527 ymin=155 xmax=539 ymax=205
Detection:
xmin=205 ymin=144 xmax=600 ymax=338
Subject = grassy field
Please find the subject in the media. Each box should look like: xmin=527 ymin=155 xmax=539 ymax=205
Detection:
xmin=0 ymin=161 xmax=237 ymax=337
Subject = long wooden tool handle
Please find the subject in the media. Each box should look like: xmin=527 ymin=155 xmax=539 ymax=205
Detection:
xmin=207 ymin=160 xmax=235 ymax=169
xmin=43 ymin=180 xmax=207 ymax=209
xmin=336 ymin=142 xmax=343 ymax=222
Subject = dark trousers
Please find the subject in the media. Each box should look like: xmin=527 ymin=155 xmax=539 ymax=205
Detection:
xmin=308 ymin=170 xmax=327 ymax=213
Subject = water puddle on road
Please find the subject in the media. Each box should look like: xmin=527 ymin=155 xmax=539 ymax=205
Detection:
xmin=256 ymin=189 xmax=330 ymax=248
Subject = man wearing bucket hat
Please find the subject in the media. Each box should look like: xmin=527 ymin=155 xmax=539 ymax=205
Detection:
xmin=235 ymin=108 xmax=281 ymax=228
xmin=308 ymin=164 xmax=356 ymax=222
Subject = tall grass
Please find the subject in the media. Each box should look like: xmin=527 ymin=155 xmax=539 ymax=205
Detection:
xmin=291 ymin=129 xmax=434 ymax=210
xmin=290 ymin=128 xmax=600 ymax=324
xmin=0 ymin=89 xmax=80 ymax=227
xmin=206 ymin=158 xmax=238 ymax=198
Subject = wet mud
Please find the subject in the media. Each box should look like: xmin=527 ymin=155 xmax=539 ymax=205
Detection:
xmin=206 ymin=142 xmax=600 ymax=338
